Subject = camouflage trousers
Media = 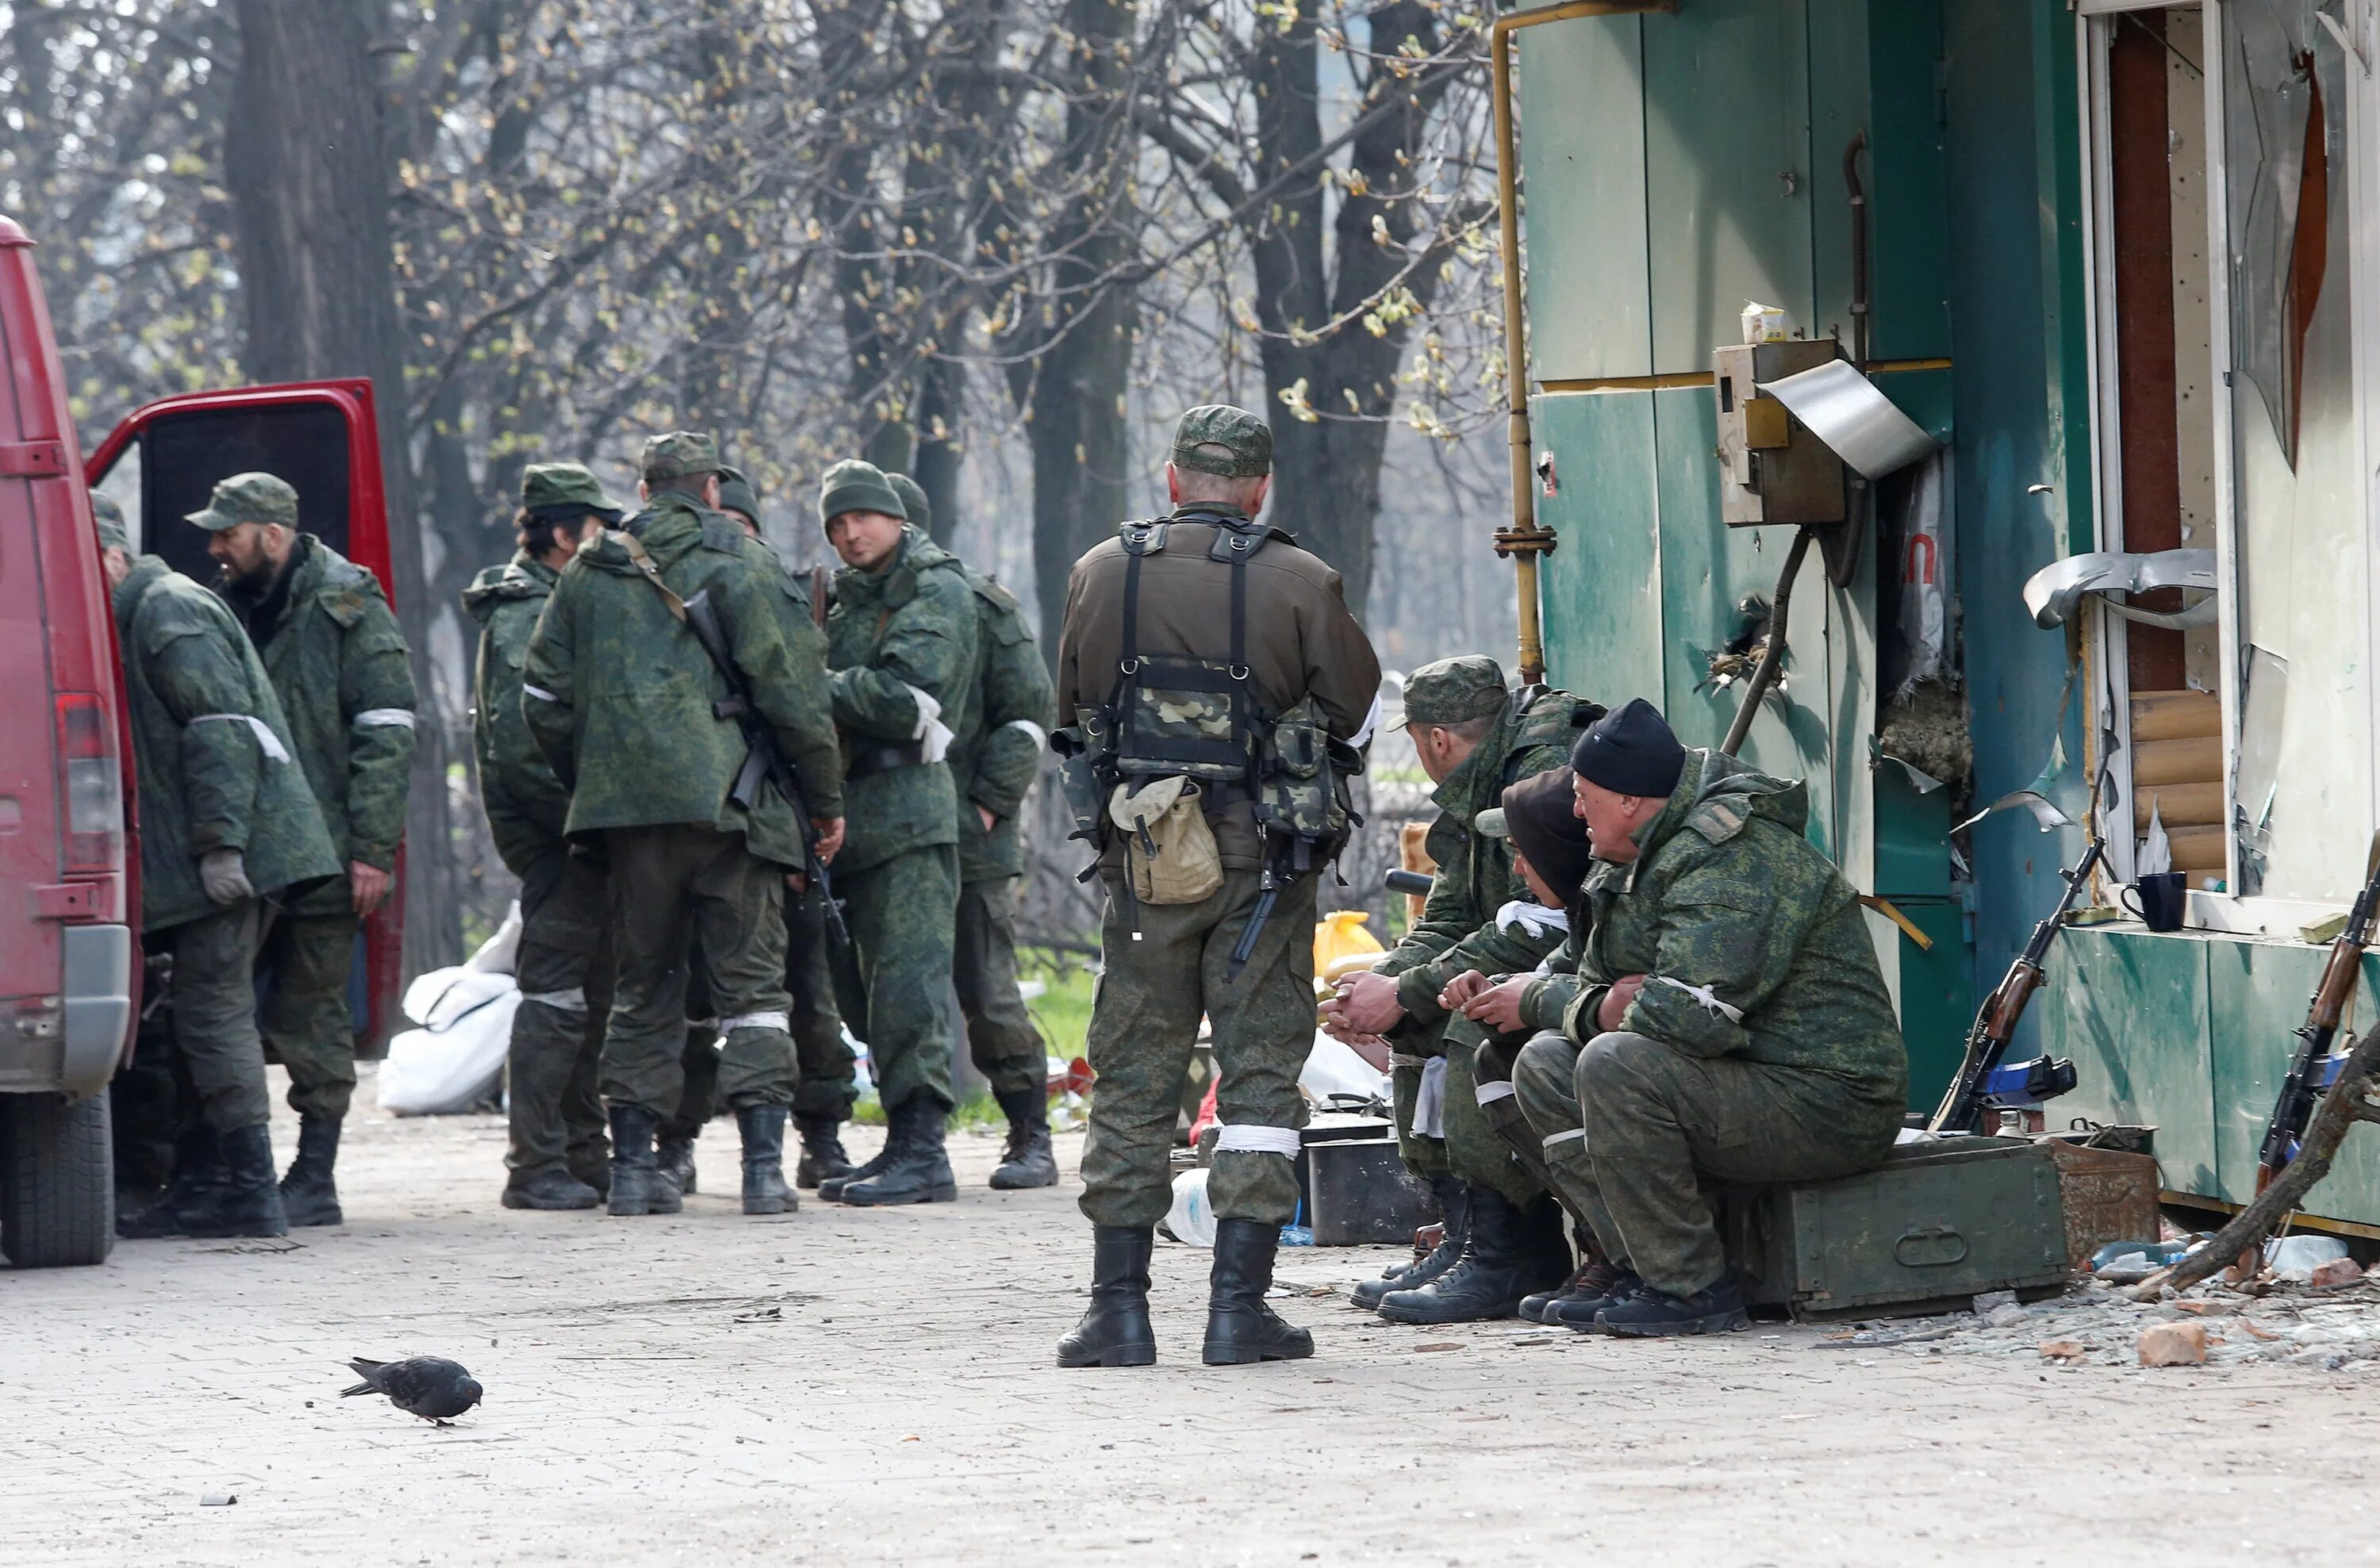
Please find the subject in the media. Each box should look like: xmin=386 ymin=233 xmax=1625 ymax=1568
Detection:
xmin=954 ymin=877 xmax=1046 ymax=1101
xmin=1078 ymin=869 xmax=1315 ymax=1231
xmin=1512 ymin=1029 xmax=1902 ymax=1296
xmin=259 ymin=899 xmax=359 ymax=1122
xmin=507 ymin=850 xmax=609 ymax=1183
xmin=1390 ymin=1015 xmax=1546 ymax=1207
xmin=788 ymin=879 xmax=856 ymax=1121
xmin=601 ymin=825 xmax=795 ymax=1115
xmin=162 ymin=898 xmax=272 ymax=1133
xmin=827 ymin=844 xmax=958 ymax=1115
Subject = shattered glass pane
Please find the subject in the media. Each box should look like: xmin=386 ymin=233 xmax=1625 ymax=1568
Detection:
xmin=2232 ymin=646 xmax=2288 ymax=895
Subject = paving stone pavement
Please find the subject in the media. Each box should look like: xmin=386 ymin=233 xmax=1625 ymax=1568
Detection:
xmin=8 ymin=1068 xmax=2380 ymax=1566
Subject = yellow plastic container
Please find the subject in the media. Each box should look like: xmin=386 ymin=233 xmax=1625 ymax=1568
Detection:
xmin=1314 ymin=910 xmax=1385 ymax=993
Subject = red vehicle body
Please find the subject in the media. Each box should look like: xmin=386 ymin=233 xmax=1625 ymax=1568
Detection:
xmin=0 ymin=216 xmax=404 ymax=1267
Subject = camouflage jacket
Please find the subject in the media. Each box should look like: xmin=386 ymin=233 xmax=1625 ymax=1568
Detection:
xmin=1376 ymin=687 xmax=1595 ymax=1028
xmin=521 ymin=493 xmax=843 ymax=867
xmin=222 ymin=534 xmax=415 ymax=916
xmin=952 ymin=569 xmax=1055 ymax=883
xmin=463 ymin=551 xmax=570 ymax=878
xmin=1556 ymin=748 xmax=1906 ymax=1106
xmin=117 ymin=556 xmax=338 ymax=932
xmin=826 ymin=525 xmax=978 ymax=876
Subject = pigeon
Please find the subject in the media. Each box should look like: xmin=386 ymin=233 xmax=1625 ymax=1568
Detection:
xmin=340 ymin=1357 xmax=482 ymax=1424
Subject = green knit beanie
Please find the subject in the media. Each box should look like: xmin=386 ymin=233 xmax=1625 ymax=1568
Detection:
xmin=816 ymin=458 xmax=908 ymax=531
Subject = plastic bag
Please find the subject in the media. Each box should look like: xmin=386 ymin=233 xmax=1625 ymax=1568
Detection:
xmin=380 ymin=964 xmax=519 ymax=1116
xmin=1163 ymin=1167 xmax=1219 ymax=1248
xmin=1299 ymin=1030 xmax=1389 ymax=1108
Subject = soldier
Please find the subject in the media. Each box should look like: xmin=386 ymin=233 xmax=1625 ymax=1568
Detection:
xmin=1508 ymin=700 xmax=1907 ymax=1336
xmin=814 ymin=460 xmax=977 ymax=1207
xmin=97 ymin=498 xmax=340 ymax=1240
xmin=200 ymin=472 xmax=416 ymax=1229
xmin=1052 ymin=405 xmax=1380 ymax=1369
xmin=463 ymin=462 xmax=625 ymax=1210
xmin=523 ymin=432 xmax=844 ymax=1217
xmin=886 ymin=471 xmax=1059 ymax=1191
xmin=1319 ymin=656 xmax=1590 ymax=1323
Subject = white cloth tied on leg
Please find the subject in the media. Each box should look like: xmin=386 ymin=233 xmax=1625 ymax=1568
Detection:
xmin=1414 ymin=1056 xmax=1448 ymax=1139
xmin=1653 ymin=976 xmax=1745 ymax=1023
xmin=1212 ymin=1123 xmax=1303 ymax=1157
xmin=1475 ymin=1079 xmax=1517 ymax=1106
xmin=352 ymin=707 xmax=416 ymax=730
xmin=1543 ymin=1127 xmax=1587 ymax=1149
xmin=190 ymin=713 xmax=291 ymax=765
xmin=518 ymin=986 xmax=588 ymax=1013
xmin=720 ymin=1011 xmax=791 ymax=1034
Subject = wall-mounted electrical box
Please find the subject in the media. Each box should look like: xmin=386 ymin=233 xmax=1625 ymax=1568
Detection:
xmin=1714 ymin=339 xmax=1847 ymax=527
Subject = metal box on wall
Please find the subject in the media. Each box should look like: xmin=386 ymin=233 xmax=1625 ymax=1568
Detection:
xmin=1714 ymin=339 xmax=1847 ymax=527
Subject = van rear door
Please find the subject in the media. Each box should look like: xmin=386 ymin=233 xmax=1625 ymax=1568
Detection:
xmin=86 ymin=381 xmax=405 ymax=1056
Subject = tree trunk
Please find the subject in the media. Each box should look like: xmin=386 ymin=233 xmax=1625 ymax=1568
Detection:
xmin=225 ymin=0 xmax=462 ymax=973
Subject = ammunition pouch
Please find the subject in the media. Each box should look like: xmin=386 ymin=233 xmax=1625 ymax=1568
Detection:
xmin=1110 ymin=776 xmax=1226 ymax=907
xmin=1253 ymin=695 xmax=1356 ymax=868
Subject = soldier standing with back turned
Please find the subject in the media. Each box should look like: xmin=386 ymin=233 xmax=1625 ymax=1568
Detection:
xmin=1052 ymin=406 xmax=1380 ymax=1368
xmin=200 ymin=473 xmax=416 ymax=1229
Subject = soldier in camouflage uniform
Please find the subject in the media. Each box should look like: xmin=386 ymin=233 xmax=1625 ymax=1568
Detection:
xmin=886 ymin=472 xmax=1060 ymax=1191
xmin=524 ymin=432 xmax=845 ymax=1218
xmin=1320 ymin=657 xmax=1592 ymax=1323
xmin=815 ymin=461 xmax=977 ymax=1207
xmin=98 ymin=500 xmax=341 ymax=1240
xmin=1053 ymin=406 xmax=1380 ymax=1369
xmin=200 ymin=472 xmax=416 ymax=1229
xmin=463 ymin=462 xmax=625 ymax=1210
xmin=1509 ymin=700 xmax=1906 ymax=1336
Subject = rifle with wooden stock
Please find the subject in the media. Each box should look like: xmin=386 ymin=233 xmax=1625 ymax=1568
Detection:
xmin=2256 ymin=834 xmax=2380 ymax=1190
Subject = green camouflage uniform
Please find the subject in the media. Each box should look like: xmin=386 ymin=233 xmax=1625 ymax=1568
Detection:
xmin=950 ymin=568 xmax=1056 ymax=1099
xmin=113 ymin=554 xmax=339 ymax=1132
xmin=523 ymin=475 xmax=843 ymax=1118
xmin=1376 ymin=676 xmax=1587 ymax=1206
xmin=1508 ymin=748 xmax=1907 ymax=1297
xmin=202 ymin=478 xmax=415 ymax=1123
xmin=825 ymin=520 xmax=977 ymax=1115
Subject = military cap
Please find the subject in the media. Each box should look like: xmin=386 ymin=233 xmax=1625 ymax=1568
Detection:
xmin=816 ymin=458 xmax=908 ymax=530
xmin=1572 ymin=696 xmax=1686 ymax=799
xmin=1389 ymin=654 xmax=1509 ymax=730
xmin=640 ymin=431 xmax=720 ymax=483
xmin=520 ymin=461 xmax=624 ymax=519
xmin=715 ymin=463 xmax=760 ymax=523
xmin=1171 ymin=404 xmax=1273 ymax=478
xmin=186 ymin=471 xmax=298 ymax=533
xmin=885 ymin=472 xmax=931 ymax=535
xmin=90 ymin=493 xmax=130 ymax=554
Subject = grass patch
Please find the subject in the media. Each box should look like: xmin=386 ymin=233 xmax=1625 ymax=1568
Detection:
xmin=1021 ymin=945 xmax=1099 ymax=1060
xmin=850 ymin=1089 xmax=1007 ymax=1130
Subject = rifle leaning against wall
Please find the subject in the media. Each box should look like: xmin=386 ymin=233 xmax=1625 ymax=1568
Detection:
xmin=2255 ymin=834 xmax=2380 ymax=1190
xmin=1928 ymin=834 xmax=2104 ymax=1136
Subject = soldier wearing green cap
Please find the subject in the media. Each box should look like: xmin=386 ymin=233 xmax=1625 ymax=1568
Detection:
xmin=1051 ymin=404 xmax=1380 ymax=1370
xmin=1319 ymin=654 xmax=1600 ymax=1325
xmin=463 ymin=461 xmax=627 ymax=1210
xmin=97 ymin=507 xmax=340 ymax=1240
xmin=523 ymin=431 xmax=845 ymax=1219
xmin=812 ymin=458 xmax=979 ymax=1207
xmin=887 ymin=471 xmax=1061 ymax=1190
xmin=197 ymin=470 xmax=416 ymax=1229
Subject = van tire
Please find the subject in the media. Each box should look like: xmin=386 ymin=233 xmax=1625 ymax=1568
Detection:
xmin=1 ymin=1089 xmax=115 ymax=1268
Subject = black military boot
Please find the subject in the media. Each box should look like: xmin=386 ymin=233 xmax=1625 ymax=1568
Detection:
xmin=1376 ymin=1189 xmax=1568 ymax=1325
xmin=839 ymin=1098 xmax=958 ymax=1206
xmin=1595 ymin=1273 xmax=1751 ymax=1338
xmin=278 ymin=1114 xmax=344 ymax=1228
xmin=1522 ymin=1226 xmax=1618 ymax=1321
xmin=568 ymin=1145 xmax=611 ymax=1202
xmin=1549 ymin=1263 xmax=1647 ymax=1332
xmin=606 ymin=1104 xmax=683 ymax=1217
xmin=502 ymin=1167 xmax=601 ymax=1211
xmin=1058 ymin=1225 xmax=1158 ymax=1368
xmin=1203 ymin=1218 xmax=1313 ymax=1365
xmin=795 ymin=1116 xmax=854 ymax=1190
xmin=117 ymin=1124 xmax=225 ymax=1240
xmin=1349 ymin=1176 xmax=1468 ymax=1310
xmin=818 ymin=1117 xmax=900 ymax=1202
xmin=656 ymin=1133 xmax=699 ymax=1197
xmin=988 ymin=1088 xmax=1059 ymax=1190
xmin=205 ymin=1124 xmax=294 ymax=1238
xmin=735 ymin=1104 xmax=797 ymax=1216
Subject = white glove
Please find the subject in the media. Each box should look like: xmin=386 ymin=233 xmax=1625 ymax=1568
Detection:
xmin=199 ymin=848 xmax=255 ymax=906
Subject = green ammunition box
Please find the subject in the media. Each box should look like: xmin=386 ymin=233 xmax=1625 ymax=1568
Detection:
xmin=1715 ymin=1136 xmax=2070 ymax=1321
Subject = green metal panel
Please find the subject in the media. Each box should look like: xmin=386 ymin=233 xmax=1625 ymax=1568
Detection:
xmin=1887 ymin=895 xmax=1972 ymax=1114
xmin=2040 ymin=929 xmax=2217 ymax=1196
xmin=2204 ymin=945 xmax=2380 ymax=1223
xmin=1640 ymin=0 xmax=1814 ymax=372
xmin=1532 ymin=391 xmax=1663 ymax=704
xmin=1874 ymin=761 xmax=1953 ymax=897
xmin=1860 ymin=2 xmax=1953 ymax=362
xmin=1515 ymin=14 xmax=1652 ymax=382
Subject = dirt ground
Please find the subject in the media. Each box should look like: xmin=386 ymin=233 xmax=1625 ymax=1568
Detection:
xmin=6 ymin=1069 xmax=2379 ymax=1566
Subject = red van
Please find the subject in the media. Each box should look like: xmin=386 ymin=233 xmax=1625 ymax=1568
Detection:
xmin=0 ymin=217 xmax=403 ymax=1267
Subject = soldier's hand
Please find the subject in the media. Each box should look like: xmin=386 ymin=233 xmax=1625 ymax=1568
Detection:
xmin=1437 ymin=970 xmax=1493 ymax=1011
xmin=812 ymin=816 xmax=846 ymax=862
xmin=349 ymin=861 xmax=393 ymax=917
xmin=1460 ymin=975 xmax=1532 ymax=1033
xmin=977 ymin=804 xmax=999 ymax=834
xmin=785 ymin=871 xmax=809 ymax=895
xmin=1334 ymin=969 xmax=1407 ymax=1034
xmin=198 ymin=849 xmax=254 ymax=907
xmin=1597 ymin=973 xmax=1649 ymax=1033
xmin=1342 ymin=1034 xmax=1394 ymax=1072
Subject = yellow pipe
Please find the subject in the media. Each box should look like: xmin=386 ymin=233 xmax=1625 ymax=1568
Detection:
xmin=1489 ymin=0 xmax=1672 ymax=685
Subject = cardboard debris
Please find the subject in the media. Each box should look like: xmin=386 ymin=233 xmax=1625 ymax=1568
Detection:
xmin=2138 ymin=1321 xmax=2209 ymax=1367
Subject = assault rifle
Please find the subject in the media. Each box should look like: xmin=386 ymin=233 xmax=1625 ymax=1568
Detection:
xmin=1928 ymin=834 xmax=2104 ymax=1135
xmin=680 ymin=588 xmax=849 ymax=947
xmin=2256 ymin=834 xmax=2380 ymax=1187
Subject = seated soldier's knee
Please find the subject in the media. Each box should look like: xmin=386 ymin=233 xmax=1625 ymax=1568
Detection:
xmin=1511 ymin=1031 xmax=1576 ymax=1122
xmin=1573 ymin=1029 xmax=1668 ymax=1104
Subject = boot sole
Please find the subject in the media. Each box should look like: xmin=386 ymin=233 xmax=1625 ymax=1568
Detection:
xmin=837 ymin=1180 xmax=959 ymax=1207
xmin=742 ymin=1197 xmax=799 ymax=1215
xmin=1200 ymin=1340 xmax=1315 ymax=1365
xmin=607 ymin=1198 xmax=685 ymax=1217
xmin=1373 ymin=1297 xmax=1523 ymax=1326
xmin=1057 ymin=1341 xmax=1157 ymax=1368
xmin=1599 ymin=1306 xmax=1751 ymax=1338
xmin=987 ymin=1169 xmax=1061 ymax=1190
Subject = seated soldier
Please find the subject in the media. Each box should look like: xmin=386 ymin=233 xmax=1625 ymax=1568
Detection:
xmin=1509 ymin=700 xmax=1906 ymax=1336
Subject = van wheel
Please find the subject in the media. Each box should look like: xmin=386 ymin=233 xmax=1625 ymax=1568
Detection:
xmin=1 ymin=1089 xmax=115 ymax=1268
